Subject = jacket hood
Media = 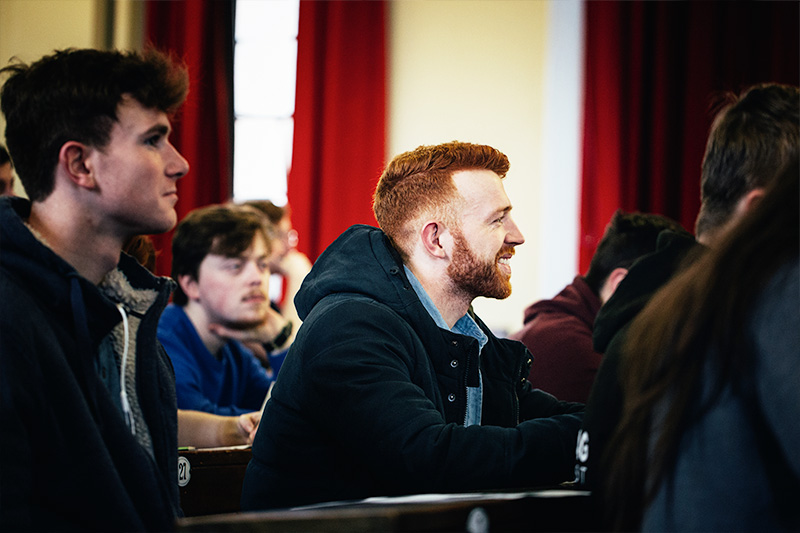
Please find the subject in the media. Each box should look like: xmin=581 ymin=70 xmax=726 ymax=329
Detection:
xmin=0 ymin=198 xmax=115 ymax=341
xmin=0 ymin=197 xmax=173 ymax=345
xmin=522 ymin=275 xmax=600 ymax=327
xmin=295 ymin=224 xmax=424 ymax=322
xmin=592 ymin=230 xmax=701 ymax=353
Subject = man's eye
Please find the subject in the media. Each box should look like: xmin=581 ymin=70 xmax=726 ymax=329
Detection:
xmin=144 ymin=135 xmax=161 ymax=147
xmin=224 ymin=261 xmax=243 ymax=272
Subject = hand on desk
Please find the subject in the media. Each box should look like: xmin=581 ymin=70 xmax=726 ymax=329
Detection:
xmin=237 ymin=410 xmax=261 ymax=444
xmin=178 ymin=409 xmax=262 ymax=448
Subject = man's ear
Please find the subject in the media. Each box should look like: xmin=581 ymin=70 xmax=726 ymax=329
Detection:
xmin=738 ymin=187 xmax=765 ymax=215
xmin=420 ymin=221 xmax=449 ymax=259
xmin=58 ymin=141 xmax=97 ymax=190
xmin=178 ymin=274 xmax=200 ymax=301
xmin=599 ymin=267 xmax=628 ymax=304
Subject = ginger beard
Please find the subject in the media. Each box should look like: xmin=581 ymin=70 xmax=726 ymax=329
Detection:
xmin=447 ymin=229 xmax=514 ymax=300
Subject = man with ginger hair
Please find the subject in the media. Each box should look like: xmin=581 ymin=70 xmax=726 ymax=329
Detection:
xmin=241 ymin=141 xmax=584 ymax=511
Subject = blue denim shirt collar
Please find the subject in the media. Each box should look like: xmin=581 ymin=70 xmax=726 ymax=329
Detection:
xmin=403 ymin=265 xmax=487 ymax=350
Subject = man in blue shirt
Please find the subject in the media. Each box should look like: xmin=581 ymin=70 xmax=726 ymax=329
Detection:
xmin=159 ymin=204 xmax=290 ymax=416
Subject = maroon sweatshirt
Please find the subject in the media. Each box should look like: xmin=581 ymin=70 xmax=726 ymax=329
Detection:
xmin=509 ymin=276 xmax=601 ymax=403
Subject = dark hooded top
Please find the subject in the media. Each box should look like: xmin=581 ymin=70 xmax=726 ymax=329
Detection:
xmin=575 ymin=230 xmax=701 ymax=495
xmin=0 ymin=197 xmax=180 ymax=531
xmin=510 ymin=276 xmax=602 ymax=403
xmin=241 ymin=225 xmax=584 ymax=511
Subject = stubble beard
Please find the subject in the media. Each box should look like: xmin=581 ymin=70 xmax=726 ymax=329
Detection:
xmin=216 ymin=305 xmax=269 ymax=331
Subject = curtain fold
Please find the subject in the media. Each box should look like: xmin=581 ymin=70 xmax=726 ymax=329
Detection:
xmin=288 ymin=0 xmax=387 ymax=261
xmin=580 ymin=1 xmax=799 ymax=273
xmin=144 ymin=0 xmax=235 ymax=277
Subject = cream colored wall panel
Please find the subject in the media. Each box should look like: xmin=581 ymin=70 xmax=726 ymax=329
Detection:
xmin=0 ymin=0 xmax=106 ymax=196
xmin=0 ymin=0 xmax=100 ymax=64
xmin=388 ymin=0 xmax=551 ymax=336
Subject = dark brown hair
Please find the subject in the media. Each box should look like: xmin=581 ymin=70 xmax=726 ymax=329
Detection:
xmin=695 ymin=83 xmax=799 ymax=238
xmin=171 ymin=204 xmax=271 ymax=306
xmin=585 ymin=210 xmax=689 ymax=295
xmin=1 ymin=47 xmax=188 ymax=202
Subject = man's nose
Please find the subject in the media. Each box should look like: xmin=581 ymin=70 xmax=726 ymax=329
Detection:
xmin=505 ymin=216 xmax=525 ymax=246
xmin=166 ymin=142 xmax=190 ymax=179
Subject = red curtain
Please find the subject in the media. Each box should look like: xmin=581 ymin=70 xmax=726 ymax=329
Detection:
xmin=580 ymin=1 xmax=799 ymax=273
xmin=288 ymin=0 xmax=387 ymax=261
xmin=144 ymin=0 xmax=235 ymax=277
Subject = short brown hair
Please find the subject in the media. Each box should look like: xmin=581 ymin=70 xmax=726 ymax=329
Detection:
xmin=373 ymin=141 xmax=509 ymax=257
xmin=695 ymin=83 xmax=799 ymax=238
xmin=171 ymin=204 xmax=271 ymax=306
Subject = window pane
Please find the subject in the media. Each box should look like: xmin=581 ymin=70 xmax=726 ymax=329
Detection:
xmin=234 ymin=0 xmax=299 ymax=204
xmin=234 ymin=41 xmax=297 ymax=117
xmin=235 ymin=0 xmax=299 ymax=41
xmin=233 ymin=117 xmax=294 ymax=203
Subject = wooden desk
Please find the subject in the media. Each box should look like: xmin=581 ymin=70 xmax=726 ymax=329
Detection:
xmin=176 ymin=488 xmax=595 ymax=532
xmin=178 ymin=446 xmax=252 ymax=517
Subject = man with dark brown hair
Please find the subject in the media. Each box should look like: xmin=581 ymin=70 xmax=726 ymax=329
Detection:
xmin=511 ymin=210 xmax=689 ymax=403
xmin=160 ymin=204 xmax=286 ymax=416
xmin=575 ymin=83 xmax=800 ymax=509
xmin=0 ymin=48 xmax=189 ymax=530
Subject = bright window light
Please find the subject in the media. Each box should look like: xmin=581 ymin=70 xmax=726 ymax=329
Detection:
xmin=233 ymin=0 xmax=300 ymax=205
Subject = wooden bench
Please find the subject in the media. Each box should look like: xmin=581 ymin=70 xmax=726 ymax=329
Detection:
xmin=178 ymin=445 xmax=252 ymax=517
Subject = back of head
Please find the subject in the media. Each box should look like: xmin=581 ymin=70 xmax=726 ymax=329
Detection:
xmin=171 ymin=204 xmax=271 ymax=306
xmin=373 ymin=141 xmax=509 ymax=258
xmin=584 ymin=210 xmax=689 ymax=295
xmin=0 ymin=47 xmax=188 ymax=202
xmin=695 ymin=83 xmax=799 ymax=238
xmin=243 ymin=200 xmax=287 ymax=226
xmin=606 ymin=157 xmax=799 ymax=530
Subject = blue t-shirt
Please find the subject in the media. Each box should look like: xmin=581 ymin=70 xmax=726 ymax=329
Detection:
xmin=158 ymin=304 xmax=273 ymax=416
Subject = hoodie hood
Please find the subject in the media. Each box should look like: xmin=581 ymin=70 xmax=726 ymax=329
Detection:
xmin=0 ymin=197 xmax=173 ymax=347
xmin=295 ymin=224 xmax=425 ymax=323
xmin=592 ymin=229 xmax=702 ymax=353
xmin=0 ymin=197 xmax=118 ymax=344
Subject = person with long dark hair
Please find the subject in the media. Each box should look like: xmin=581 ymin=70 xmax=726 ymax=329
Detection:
xmin=605 ymin=160 xmax=799 ymax=530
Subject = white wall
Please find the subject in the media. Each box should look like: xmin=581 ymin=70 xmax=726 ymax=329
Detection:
xmin=388 ymin=0 xmax=583 ymax=336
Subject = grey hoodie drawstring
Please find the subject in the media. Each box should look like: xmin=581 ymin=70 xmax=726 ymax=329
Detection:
xmin=116 ymin=303 xmax=136 ymax=436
